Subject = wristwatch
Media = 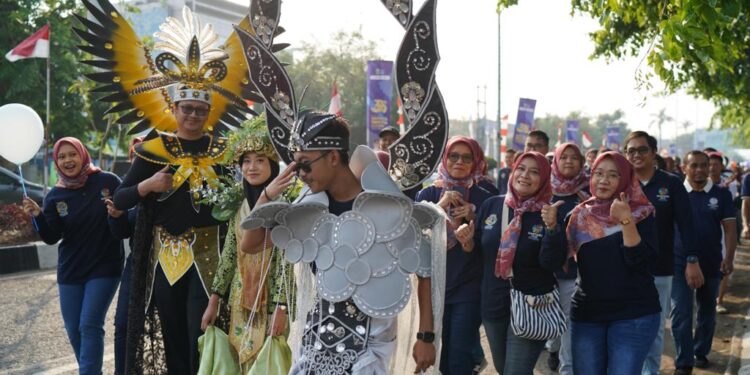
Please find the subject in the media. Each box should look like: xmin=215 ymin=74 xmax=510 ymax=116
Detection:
xmin=416 ymin=331 xmax=435 ymax=343
xmin=686 ymin=255 xmax=699 ymax=264
xmin=620 ymin=217 xmax=632 ymax=226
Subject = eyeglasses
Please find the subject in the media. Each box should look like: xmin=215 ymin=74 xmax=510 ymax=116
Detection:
xmin=178 ymin=105 xmax=209 ymax=117
xmin=293 ymin=151 xmax=331 ymax=175
xmin=626 ymin=146 xmax=651 ymax=156
xmin=447 ymin=152 xmax=473 ymax=164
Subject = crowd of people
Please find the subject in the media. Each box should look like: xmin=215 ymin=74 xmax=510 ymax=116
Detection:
xmin=17 ymin=2 xmax=744 ymax=375
xmin=23 ymin=106 xmax=744 ymax=375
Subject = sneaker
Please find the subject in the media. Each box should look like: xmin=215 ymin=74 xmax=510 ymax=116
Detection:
xmin=695 ymin=355 xmax=709 ymax=368
xmin=472 ymin=358 xmax=488 ymax=374
xmin=716 ymin=304 xmax=728 ymax=314
xmin=674 ymin=367 xmax=692 ymax=375
xmin=547 ymin=351 xmax=560 ymax=371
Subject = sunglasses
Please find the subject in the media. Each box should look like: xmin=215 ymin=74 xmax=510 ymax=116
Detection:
xmin=178 ymin=105 xmax=209 ymax=117
xmin=293 ymin=151 xmax=331 ymax=175
xmin=447 ymin=152 xmax=473 ymax=164
xmin=626 ymin=146 xmax=651 ymax=156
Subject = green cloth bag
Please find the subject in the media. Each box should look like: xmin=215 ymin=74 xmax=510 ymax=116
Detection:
xmin=197 ymin=326 xmax=241 ymax=375
xmin=246 ymin=336 xmax=292 ymax=375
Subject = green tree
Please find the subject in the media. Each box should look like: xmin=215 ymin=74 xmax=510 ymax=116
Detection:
xmin=649 ymin=108 xmax=673 ymax=148
xmin=497 ymin=0 xmax=750 ymax=144
xmin=0 ymin=0 xmax=108 ymax=144
xmin=282 ymin=31 xmax=381 ymax=146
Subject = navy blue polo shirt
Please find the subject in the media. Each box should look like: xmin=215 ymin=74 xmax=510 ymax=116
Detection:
xmin=675 ymin=180 xmax=734 ymax=277
xmin=640 ymin=168 xmax=698 ymax=276
xmin=742 ymin=173 xmax=750 ymax=198
xmin=552 ymin=190 xmax=589 ymax=280
xmin=473 ymin=195 xmax=566 ymax=319
xmin=417 ymin=182 xmax=498 ymax=304
xmin=35 ymin=171 xmax=124 ymax=284
xmin=569 ymin=214 xmax=661 ymax=322
xmin=496 ymin=167 xmax=511 ymax=195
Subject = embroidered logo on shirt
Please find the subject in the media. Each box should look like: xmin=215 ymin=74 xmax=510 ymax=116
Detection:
xmin=527 ymin=224 xmax=544 ymax=241
xmin=56 ymin=201 xmax=69 ymax=217
xmin=708 ymin=197 xmax=719 ymax=210
xmin=484 ymin=214 xmax=497 ymax=229
xmin=100 ymin=188 xmax=111 ymax=201
xmin=656 ymin=187 xmax=670 ymax=202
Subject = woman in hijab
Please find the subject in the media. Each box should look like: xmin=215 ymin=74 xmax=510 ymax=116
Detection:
xmin=22 ymin=137 xmax=123 ymax=374
xmin=545 ymin=143 xmax=589 ymax=373
xmin=456 ymin=151 xmax=566 ymax=374
xmin=416 ymin=136 xmax=498 ymax=374
xmin=200 ymin=118 xmax=297 ymax=372
xmin=565 ymin=151 xmax=660 ymax=374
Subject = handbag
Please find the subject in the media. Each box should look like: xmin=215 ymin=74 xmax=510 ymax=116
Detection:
xmin=509 ymin=287 xmax=567 ymax=341
xmin=197 ymin=326 xmax=241 ymax=375
xmin=246 ymin=336 xmax=292 ymax=375
xmin=501 ymin=203 xmax=567 ymax=341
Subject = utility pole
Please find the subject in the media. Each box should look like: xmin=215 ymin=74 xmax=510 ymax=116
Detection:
xmin=497 ymin=12 xmax=502 ymax=162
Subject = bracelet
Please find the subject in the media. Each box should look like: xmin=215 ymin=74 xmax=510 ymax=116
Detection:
xmin=263 ymin=188 xmax=273 ymax=201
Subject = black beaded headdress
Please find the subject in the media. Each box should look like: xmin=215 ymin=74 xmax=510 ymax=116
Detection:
xmin=235 ymin=0 xmax=447 ymax=189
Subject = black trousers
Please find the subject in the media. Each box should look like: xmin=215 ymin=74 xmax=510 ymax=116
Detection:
xmin=153 ymin=265 xmax=208 ymax=375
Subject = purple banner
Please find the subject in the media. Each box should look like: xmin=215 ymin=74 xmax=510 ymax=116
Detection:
xmin=606 ymin=126 xmax=621 ymax=151
xmin=511 ymin=98 xmax=537 ymax=150
xmin=669 ymin=143 xmax=677 ymax=156
xmin=565 ymin=120 xmax=580 ymax=145
xmin=366 ymin=60 xmax=394 ymax=147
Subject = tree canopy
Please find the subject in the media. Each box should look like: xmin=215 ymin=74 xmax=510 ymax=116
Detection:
xmin=497 ymin=0 xmax=750 ymax=142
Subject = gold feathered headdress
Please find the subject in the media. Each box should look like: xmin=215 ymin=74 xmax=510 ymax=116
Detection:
xmin=74 ymin=0 xmax=277 ymax=134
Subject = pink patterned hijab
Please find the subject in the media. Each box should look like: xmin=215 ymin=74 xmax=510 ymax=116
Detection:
xmin=565 ymin=152 xmax=654 ymax=257
xmin=551 ymin=143 xmax=589 ymax=198
xmin=495 ymin=151 xmax=552 ymax=279
xmin=434 ymin=136 xmax=490 ymax=190
xmin=53 ymin=137 xmax=100 ymax=189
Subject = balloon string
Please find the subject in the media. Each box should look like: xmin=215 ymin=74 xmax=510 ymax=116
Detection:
xmin=18 ymin=165 xmax=39 ymax=232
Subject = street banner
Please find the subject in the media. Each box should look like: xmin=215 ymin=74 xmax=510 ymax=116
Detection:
xmin=669 ymin=143 xmax=677 ymax=156
xmin=511 ymin=98 xmax=537 ymax=150
xmin=565 ymin=120 xmax=580 ymax=145
xmin=366 ymin=60 xmax=394 ymax=147
xmin=606 ymin=126 xmax=621 ymax=151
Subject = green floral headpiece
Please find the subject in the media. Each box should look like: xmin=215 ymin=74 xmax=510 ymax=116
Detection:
xmin=224 ymin=114 xmax=279 ymax=164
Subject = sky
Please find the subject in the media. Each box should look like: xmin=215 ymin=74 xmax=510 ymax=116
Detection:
xmin=227 ymin=0 xmax=716 ymax=141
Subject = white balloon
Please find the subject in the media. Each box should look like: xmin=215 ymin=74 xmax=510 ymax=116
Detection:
xmin=0 ymin=103 xmax=45 ymax=165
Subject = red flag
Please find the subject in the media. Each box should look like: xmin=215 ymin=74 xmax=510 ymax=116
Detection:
xmin=6 ymin=25 xmax=50 ymax=62
xmin=581 ymin=131 xmax=593 ymax=148
xmin=328 ymin=80 xmax=342 ymax=117
xmin=396 ymin=97 xmax=405 ymax=134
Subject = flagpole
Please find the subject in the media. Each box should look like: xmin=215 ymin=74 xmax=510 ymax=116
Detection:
xmin=43 ymin=23 xmax=50 ymax=194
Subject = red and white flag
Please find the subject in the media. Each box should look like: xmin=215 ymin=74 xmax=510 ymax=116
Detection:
xmin=581 ymin=131 xmax=593 ymax=148
xmin=5 ymin=25 xmax=50 ymax=62
xmin=500 ymin=114 xmax=509 ymax=153
xmin=328 ymin=80 xmax=342 ymax=117
xmin=396 ymin=97 xmax=405 ymax=134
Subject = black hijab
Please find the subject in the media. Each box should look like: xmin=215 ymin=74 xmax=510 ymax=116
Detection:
xmin=242 ymin=154 xmax=280 ymax=208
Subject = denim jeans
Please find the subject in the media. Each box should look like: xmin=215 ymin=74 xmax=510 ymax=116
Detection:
xmin=671 ymin=271 xmax=721 ymax=367
xmin=58 ymin=277 xmax=120 ymax=375
xmin=642 ymin=275 xmax=673 ymax=375
xmin=113 ymin=255 xmax=132 ymax=375
xmin=439 ymin=301 xmax=482 ymax=375
xmin=546 ymin=277 xmax=575 ymax=375
xmin=483 ymin=316 xmax=510 ymax=373
xmin=504 ymin=330 xmax=546 ymax=374
xmin=572 ymin=313 xmax=660 ymax=375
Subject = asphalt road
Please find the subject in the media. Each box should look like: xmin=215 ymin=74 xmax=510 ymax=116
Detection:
xmin=1 ymin=246 xmax=748 ymax=375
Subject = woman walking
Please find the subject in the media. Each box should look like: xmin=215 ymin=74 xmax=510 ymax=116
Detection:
xmin=22 ymin=137 xmax=123 ymax=375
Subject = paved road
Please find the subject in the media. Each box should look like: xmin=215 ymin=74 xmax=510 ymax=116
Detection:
xmin=1 ymin=246 xmax=748 ymax=375
xmin=0 ymin=270 xmax=116 ymax=375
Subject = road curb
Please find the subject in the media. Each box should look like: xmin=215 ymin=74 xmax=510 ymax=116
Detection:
xmin=0 ymin=241 xmax=57 ymax=274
